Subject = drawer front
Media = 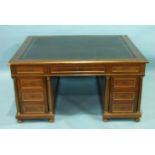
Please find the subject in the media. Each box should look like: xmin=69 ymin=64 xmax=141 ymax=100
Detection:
xmin=112 ymin=66 xmax=140 ymax=73
xmin=111 ymin=76 xmax=138 ymax=91
xmin=22 ymin=103 xmax=46 ymax=114
xmin=110 ymin=64 xmax=144 ymax=75
xmin=111 ymin=104 xmax=134 ymax=113
xmin=15 ymin=65 xmax=48 ymax=75
xmin=50 ymin=64 xmax=105 ymax=74
xmin=21 ymin=92 xmax=45 ymax=102
xmin=112 ymin=92 xmax=135 ymax=101
xmin=19 ymin=78 xmax=44 ymax=88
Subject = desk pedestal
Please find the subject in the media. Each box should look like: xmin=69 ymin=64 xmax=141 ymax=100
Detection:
xmin=103 ymin=76 xmax=143 ymax=122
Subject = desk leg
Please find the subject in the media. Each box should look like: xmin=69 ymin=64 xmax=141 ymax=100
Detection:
xmin=103 ymin=76 xmax=110 ymax=122
xmin=47 ymin=77 xmax=55 ymax=122
xmin=134 ymin=76 xmax=143 ymax=122
xmin=13 ymin=78 xmax=23 ymax=123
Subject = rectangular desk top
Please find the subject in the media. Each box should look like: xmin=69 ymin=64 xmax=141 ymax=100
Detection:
xmin=9 ymin=35 xmax=148 ymax=64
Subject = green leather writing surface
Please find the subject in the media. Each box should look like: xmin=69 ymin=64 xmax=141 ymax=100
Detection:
xmin=20 ymin=35 xmax=137 ymax=60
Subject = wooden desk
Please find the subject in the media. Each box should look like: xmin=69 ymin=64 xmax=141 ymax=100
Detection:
xmin=9 ymin=35 xmax=148 ymax=122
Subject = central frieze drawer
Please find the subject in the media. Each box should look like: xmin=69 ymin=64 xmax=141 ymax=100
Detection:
xmin=50 ymin=64 xmax=105 ymax=74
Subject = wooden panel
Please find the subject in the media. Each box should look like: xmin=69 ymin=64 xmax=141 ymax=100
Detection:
xmin=112 ymin=76 xmax=138 ymax=91
xmin=15 ymin=65 xmax=47 ymax=75
xmin=50 ymin=64 xmax=105 ymax=74
xmin=19 ymin=78 xmax=43 ymax=88
xmin=112 ymin=92 xmax=135 ymax=100
xmin=112 ymin=66 xmax=140 ymax=73
xmin=21 ymin=92 xmax=44 ymax=102
xmin=112 ymin=100 xmax=135 ymax=104
xmin=22 ymin=103 xmax=45 ymax=114
xmin=114 ymin=78 xmax=135 ymax=86
xmin=110 ymin=64 xmax=144 ymax=75
xmin=112 ymin=104 xmax=134 ymax=113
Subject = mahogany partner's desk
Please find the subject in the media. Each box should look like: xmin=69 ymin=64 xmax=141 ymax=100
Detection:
xmin=9 ymin=35 xmax=148 ymax=122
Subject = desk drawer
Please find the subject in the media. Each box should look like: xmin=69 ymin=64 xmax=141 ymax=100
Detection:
xmin=112 ymin=92 xmax=136 ymax=101
xmin=111 ymin=76 xmax=138 ymax=91
xmin=19 ymin=78 xmax=44 ymax=88
xmin=15 ymin=65 xmax=47 ymax=75
xmin=50 ymin=64 xmax=105 ymax=74
xmin=22 ymin=102 xmax=46 ymax=114
xmin=111 ymin=104 xmax=134 ymax=113
xmin=21 ymin=92 xmax=45 ymax=102
xmin=110 ymin=64 xmax=144 ymax=74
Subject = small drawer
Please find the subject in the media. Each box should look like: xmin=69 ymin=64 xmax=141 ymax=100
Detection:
xmin=19 ymin=78 xmax=44 ymax=88
xmin=50 ymin=64 xmax=105 ymax=74
xmin=22 ymin=103 xmax=46 ymax=114
xmin=21 ymin=92 xmax=45 ymax=102
xmin=112 ymin=100 xmax=135 ymax=104
xmin=111 ymin=65 xmax=141 ymax=74
xmin=15 ymin=65 xmax=47 ymax=75
xmin=112 ymin=92 xmax=135 ymax=101
xmin=111 ymin=104 xmax=134 ymax=113
xmin=111 ymin=77 xmax=138 ymax=91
